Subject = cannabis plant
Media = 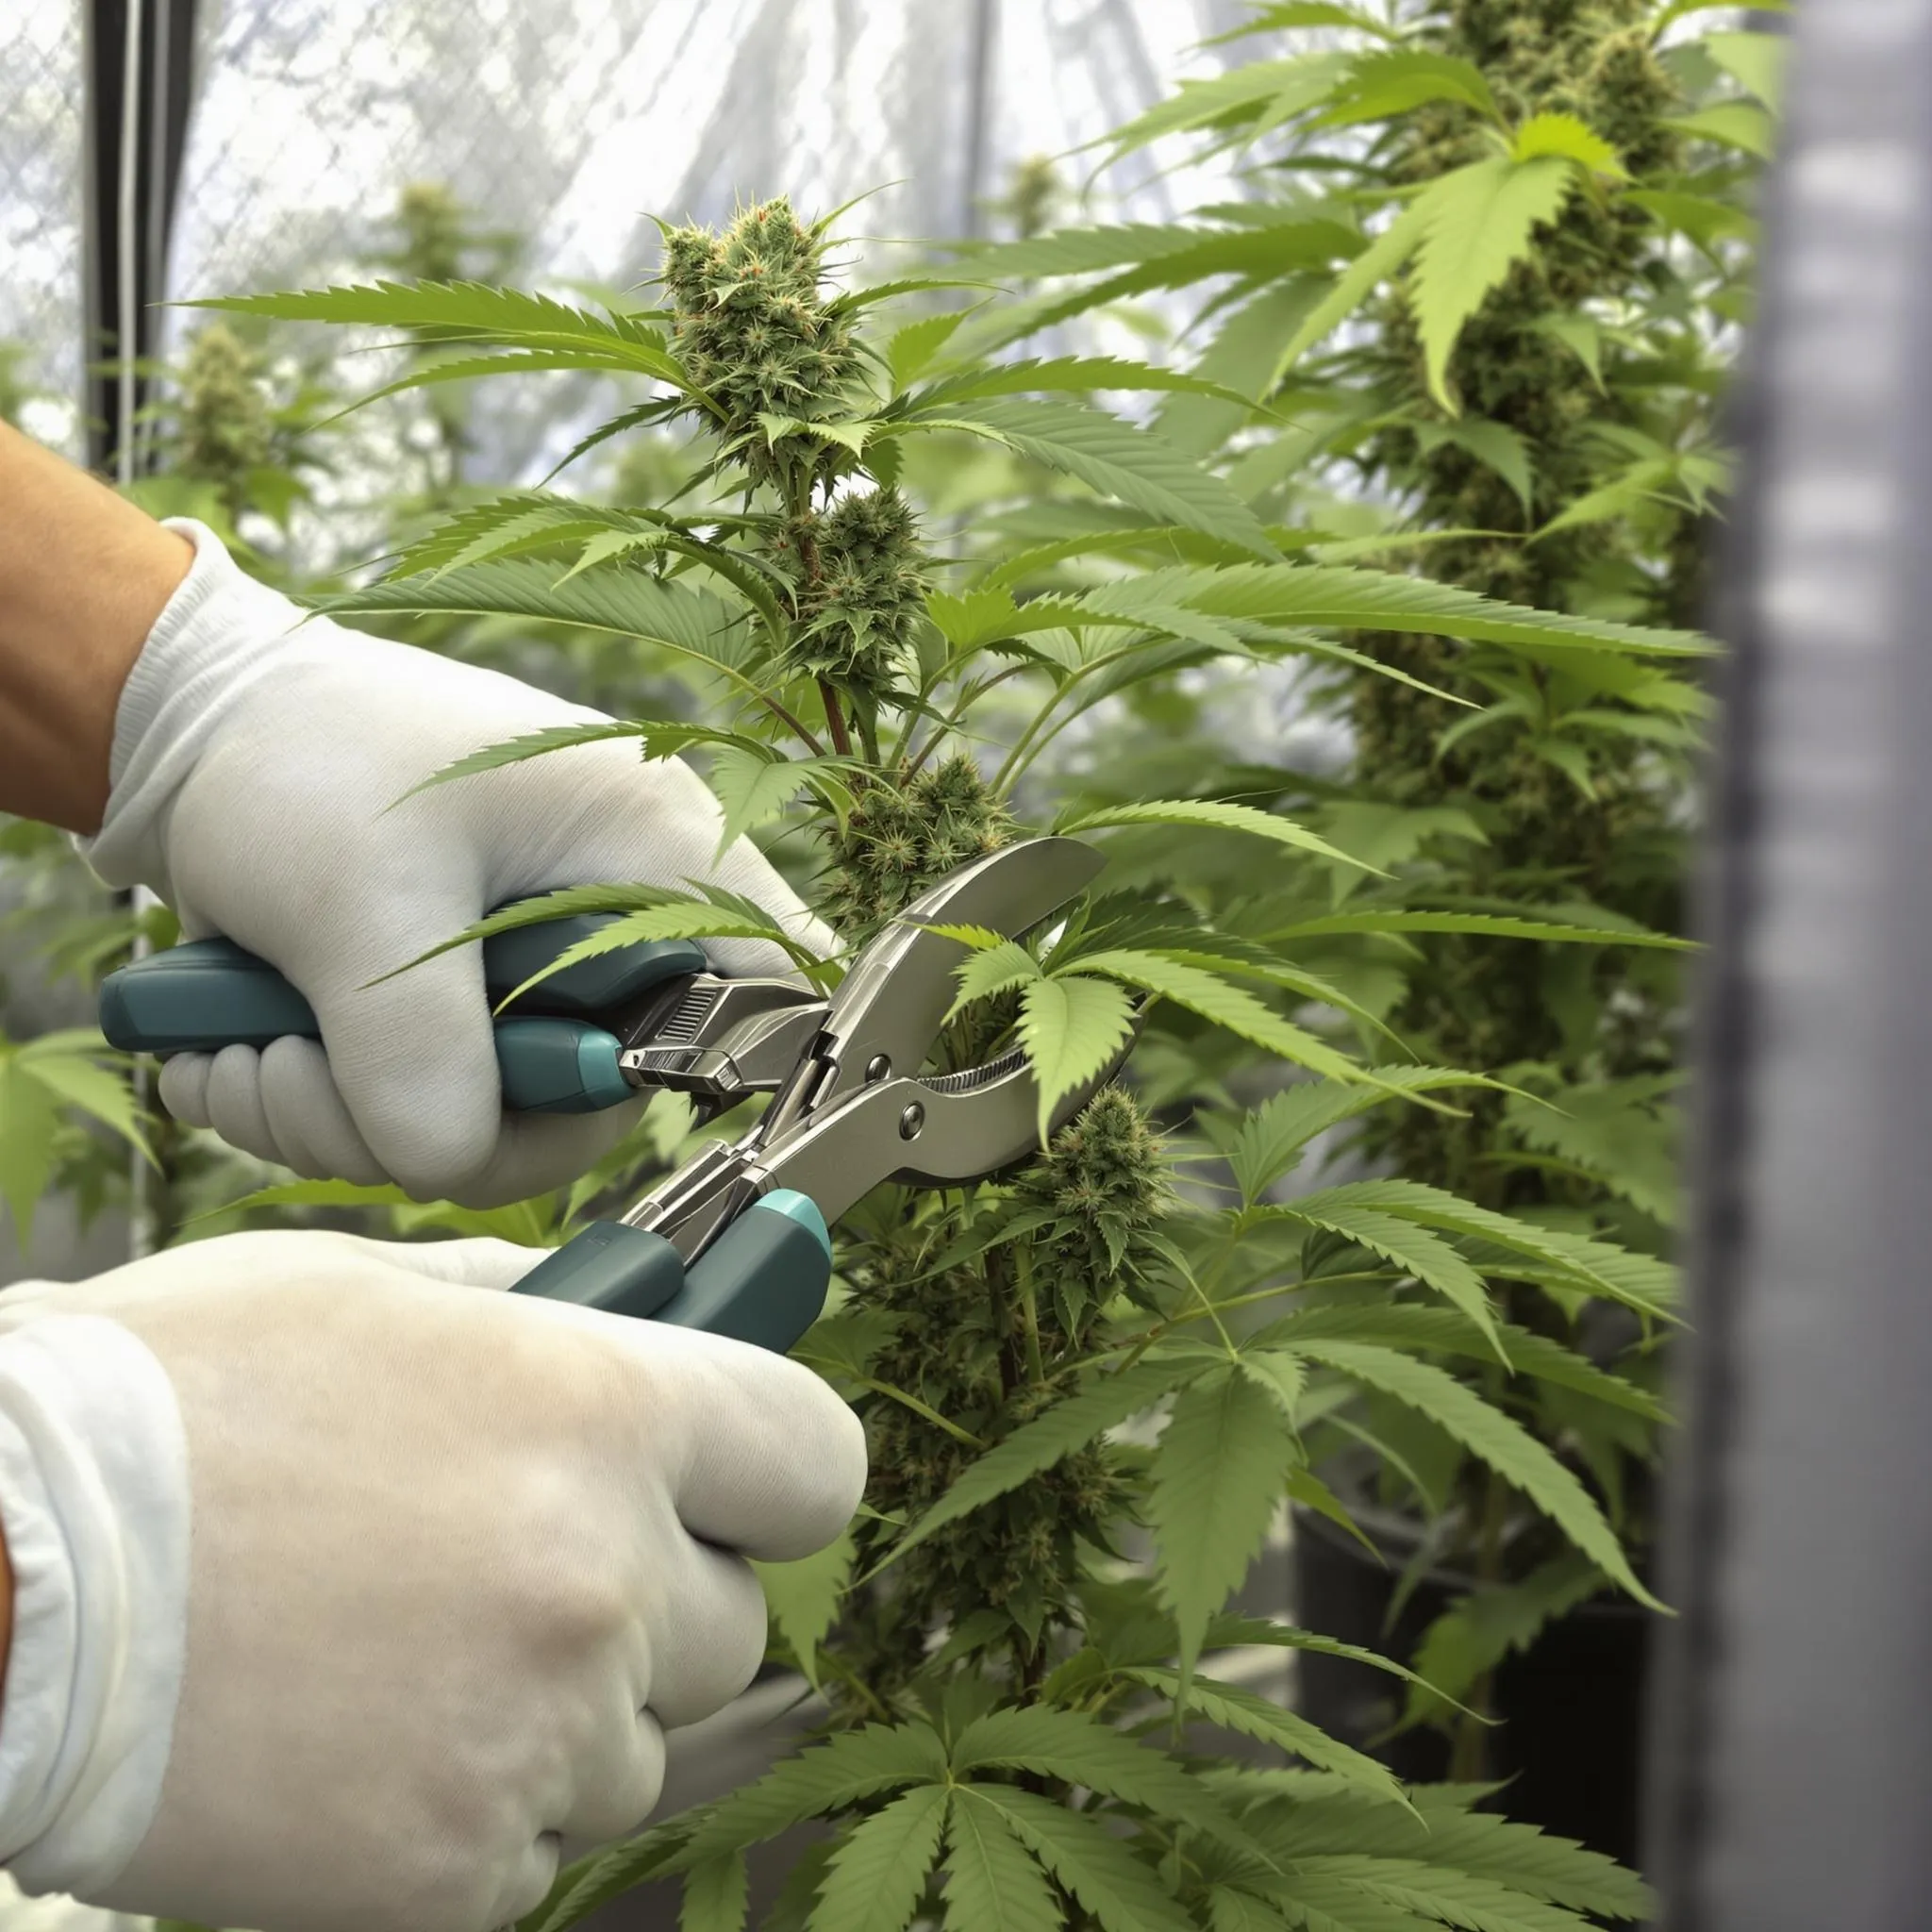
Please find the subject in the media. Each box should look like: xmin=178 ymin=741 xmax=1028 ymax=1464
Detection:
xmin=950 ymin=0 xmax=1766 ymax=1775
xmin=201 ymin=192 xmax=1704 ymax=1929
xmin=363 ymin=180 xmax=522 ymax=499
xmin=129 ymin=316 xmax=339 ymax=539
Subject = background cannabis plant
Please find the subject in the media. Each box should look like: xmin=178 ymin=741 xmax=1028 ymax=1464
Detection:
xmin=947 ymin=0 xmax=1767 ymax=1793
xmin=203 ymin=189 xmax=1704 ymax=1930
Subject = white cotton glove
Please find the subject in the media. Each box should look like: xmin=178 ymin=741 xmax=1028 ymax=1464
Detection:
xmin=83 ymin=519 xmax=834 ymax=1207
xmin=0 ymin=1231 xmax=866 ymax=1932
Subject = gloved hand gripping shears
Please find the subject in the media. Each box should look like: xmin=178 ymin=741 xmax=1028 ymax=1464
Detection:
xmin=99 ymin=837 xmax=1126 ymax=1354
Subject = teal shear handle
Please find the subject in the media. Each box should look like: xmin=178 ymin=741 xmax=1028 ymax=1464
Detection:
xmin=513 ymin=1189 xmax=833 ymax=1352
xmin=98 ymin=911 xmax=708 ymax=1115
xmin=100 ymin=916 xmax=833 ymax=1354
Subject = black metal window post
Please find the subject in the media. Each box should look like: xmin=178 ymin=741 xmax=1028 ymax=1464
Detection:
xmin=80 ymin=0 xmax=199 ymax=1262
xmin=81 ymin=0 xmax=200 ymax=479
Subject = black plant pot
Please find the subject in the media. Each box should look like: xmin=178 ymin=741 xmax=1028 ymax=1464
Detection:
xmin=1291 ymin=1506 xmax=1653 ymax=1866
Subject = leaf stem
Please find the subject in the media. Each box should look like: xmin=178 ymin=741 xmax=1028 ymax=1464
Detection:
xmin=810 ymin=1645 xmax=894 ymax=1722
xmin=1016 ymin=1246 xmax=1047 ymax=1385
xmin=906 ymin=660 xmax=1037 ymax=778
xmin=1108 ymin=1270 xmax=1404 ymax=1369
xmin=757 ymin=691 xmax=828 ymax=757
xmin=991 ymin=635 xmax=1175 ymax=791
xmin=844 ymin=1374 xmax=988 ymax=1450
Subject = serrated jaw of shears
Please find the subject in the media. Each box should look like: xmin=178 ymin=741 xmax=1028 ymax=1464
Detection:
xmin=801 ymin=836 xmax=1105 ymax=1117
xmin=739 ymin=837 xmax=1127 ymax=1221
xmin=619 ymin=838 xmax=1125 ymax=1256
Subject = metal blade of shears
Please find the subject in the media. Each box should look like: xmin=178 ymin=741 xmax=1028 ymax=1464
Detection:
xmin=622 ymin=836 xmax=1117 ymax=1252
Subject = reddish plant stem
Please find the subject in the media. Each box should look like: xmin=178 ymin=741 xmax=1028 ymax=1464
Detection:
xmin=819 ymin=677 xmax=854 ymax=757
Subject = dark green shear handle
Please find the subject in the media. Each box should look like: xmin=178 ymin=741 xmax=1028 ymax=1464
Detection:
xmin=511 ymin=1190 xmax=833 ymax=1353
xmin=98 ymin=911 xmax=706 ymax=1114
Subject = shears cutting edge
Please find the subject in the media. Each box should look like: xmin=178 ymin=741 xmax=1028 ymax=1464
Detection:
xmin=98 ymin=837 xmax=1127 ymax=1354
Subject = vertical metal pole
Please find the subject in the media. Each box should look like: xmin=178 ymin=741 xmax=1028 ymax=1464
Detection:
xmin=1645 ymin=0 xmax=1932 ymax=1924
xmin=81 ymin=0 xmax=201 ymax=475
xmin=115 ymin=0 xmax=142 ymax=495
xmin=140 ymin=0 xmax=176 ymax=482
xmin=960 ymin=0 xmax=998 ymax=239
xmin=82 ymin=0 xmax=200 ymax=1257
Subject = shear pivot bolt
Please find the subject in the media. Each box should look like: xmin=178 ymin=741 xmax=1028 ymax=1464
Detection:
xmin=866 ymin=1054 xmax=891 ymax=1082
xmin=898 ymin=1102 xmax=925 ymax=1141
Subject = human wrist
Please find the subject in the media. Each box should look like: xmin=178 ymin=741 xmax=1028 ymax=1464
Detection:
xmin=80 ymin=518 xmax=306 ymax=900
xmin=0 ymin=425 xmax=192 ymax=834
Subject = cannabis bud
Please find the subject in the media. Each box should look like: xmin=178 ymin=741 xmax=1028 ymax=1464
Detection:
xmin=1014 ymin=1085 xmax=1173 ymax=1333
xmin=821 ymin=754 xmax=1013 ymax=938
xmin=174 ymin=322 xmax=272 ymax=516
xmin=661 ymin=198 xmax=861 ymax=488
xmin=391 ymin=182 xmax=474 ymax=283
xmin=774 ymin=486 xmax=929 ymax=704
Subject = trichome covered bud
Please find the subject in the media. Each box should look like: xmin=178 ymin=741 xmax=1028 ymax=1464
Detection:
xmin=821 ymin=754 xmax=1013 ymax=939
xmin=1013 ymin=1084 xmax=1173 ymax=1333
xmin=660 ymin=197 xmax=862 ymax=490
xmin=773 ymin=485 xmax=929 ymax=704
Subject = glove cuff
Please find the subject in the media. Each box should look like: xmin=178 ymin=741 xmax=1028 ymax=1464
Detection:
xmin=0 ymin=1315 xmax=191 ymax=1897
xmin=80 ymin=518 xmax=308 ymax=899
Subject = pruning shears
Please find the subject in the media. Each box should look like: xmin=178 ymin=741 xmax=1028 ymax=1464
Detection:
xmin=98 ymin=838 xmax=1125 ymax=1354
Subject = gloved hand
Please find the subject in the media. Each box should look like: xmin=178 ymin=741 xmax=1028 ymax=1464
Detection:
xmin=0 ymin=1230 xmax=866 ymax=1932
xmin=84 ymin=519 xmax=835 ymax=1207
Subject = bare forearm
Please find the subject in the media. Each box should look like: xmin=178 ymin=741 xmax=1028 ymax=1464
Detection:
xmin=0 ymin=425 xmax=192 ymax=833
